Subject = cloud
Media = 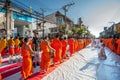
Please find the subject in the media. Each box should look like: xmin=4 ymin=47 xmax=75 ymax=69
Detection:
xmin=82 ymin=0 xmax=120 ymax=37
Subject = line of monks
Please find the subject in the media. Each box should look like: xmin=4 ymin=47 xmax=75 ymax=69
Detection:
xmin=101 ymin=37 xmax=120 ymax=56
xmin=0 ymin=36 xmax=91 ymax=80
xmin=21 ymin=36 xmax=91 ymax=80
xmin=0 ymin=37 xmax=20 ymax=58
xmin=0 ymin=36 xmax=21 ymax=80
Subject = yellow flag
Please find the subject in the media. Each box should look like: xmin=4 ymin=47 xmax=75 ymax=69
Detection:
xmin=30 ymin=6 xmax=32 ymax=14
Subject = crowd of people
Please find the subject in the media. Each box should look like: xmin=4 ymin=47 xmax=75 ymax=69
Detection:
xmin=0 ymin=33 xmax=91 ymax=80
xmin=91 ymin=36 xmax=120 ymax=60
xmin=100 ymin=36 xmax=120 ymax=56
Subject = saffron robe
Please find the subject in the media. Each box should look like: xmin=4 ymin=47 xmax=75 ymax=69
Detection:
xmin=51 ymin=38 xmax=62 ymax=63
xmin=40 ymin=40 xmax=51 ymax=70
xmin=21 ymin=44 xmax=33 ymax=79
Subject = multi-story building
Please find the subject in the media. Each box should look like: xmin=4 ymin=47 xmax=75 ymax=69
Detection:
xmin=99 ymin=22 xmax=120 ymax=38
xmin=45 ymin=11 xmax=74 ymax=37
xmin=34 ymin=11 xmax=74 ymax=38
xmin=0 ymin=1 xmax=36 ymax=38
xmin=0 ymin=1 xmax=74 ymax=38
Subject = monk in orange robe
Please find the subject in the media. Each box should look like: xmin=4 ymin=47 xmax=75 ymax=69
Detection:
xmin=0 ymin=37 xmax=7 ymax=66
xmin=116 ymin=38 xmax=120 ymax=55
xmin=1 ymin=49 xmax=6 ymax=58
xmin=101 ymin=38 xmax=105 ymax=45
xmin=74 ymin=39 xmax=78 ymax=52
xmin=0 ymin=73 xmax=2 ymax=80
xmin=105 ymin=38 xmax=108 ymax=46
xmin=0 ymin=54 xmax=2 ymax=68
xmin=8 ymin=37 xmax=15 ymax=56
xmin=20 ymin=37 xmax=35 ymax=80
xmin=29 ymin=40 xmax=33 ymax=49
xmin=112 ymin=38 xmax=118 ymax=54
xmin=0 ymin=54 xmax=1 ymax=67
xmin=68 ymin=37 xmax=75 ymax=56
xmin=0 ymin=58 xmax=1 ymax=65
xmin=0 ymin=37 xmax=7 ymax=57
xmin=61 ymin=37 xmax=67 ymax=59
xmin=77 ymin=39 xmax=81 ymax=51
xmin=77 ymin=39 xmax=80 ymax=50
xmin=107 ymin=38 xmax=114 ymax=51
xmin=14 ymin=37 xmax=20 ymax=54
xmin=51 ymin=35 xmax=62 ymax=64
xmin=40 ymin=37 xmax=51 ymax=74
xmin=79 ymin=39 xmax=83 ymax=50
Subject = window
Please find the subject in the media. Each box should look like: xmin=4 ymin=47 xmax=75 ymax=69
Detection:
xmin=57 ymin=17 xmax=63 ymax=24
xmin=51 ymin=28 xmax=58 ymax=32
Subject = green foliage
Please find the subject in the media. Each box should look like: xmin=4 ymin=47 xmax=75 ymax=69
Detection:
xmin=71 ymin=25 xmax=93 ymax=38
xmin=81 ymin=26 xmax=86 ymax=33
xmin=77 ymin=29 xmax=83 ymax=35
xmin=72 ymin=27 xmax=79 ymax=34
xmin=59 ymin=24 xmax=65 ymax=32
xmin=72 ymin=26 xmax=86 ymax=35
xmin=66 ymin=29 xmax=71 ymax=36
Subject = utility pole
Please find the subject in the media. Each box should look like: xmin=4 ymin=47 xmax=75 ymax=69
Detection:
xmin=62 ymin=2 xmax=74 ymax=32
xmin=5 ymin=0 xmax=11 ymax=39
xmin=79 ymin=17 xmax=83 ymax=28
xmin=35 ymin=11 xmax=40 ymax=30
xmin=41 ymin=9 xmax=46 ymax=38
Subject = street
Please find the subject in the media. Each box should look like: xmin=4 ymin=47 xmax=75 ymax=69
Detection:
xmin=3 ymin=45 xmax=120 ymax=80
xmin=0 ymin=0 xmax=120 ymax=80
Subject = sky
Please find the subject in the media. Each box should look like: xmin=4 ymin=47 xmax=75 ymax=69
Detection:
xmin=11 ymin=0 xmax=120 ymax=37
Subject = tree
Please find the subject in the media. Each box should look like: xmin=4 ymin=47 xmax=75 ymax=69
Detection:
xmin=72 ymin=27 xmax=79 ymax=34
xmin=66 ymin=29 xmax=71 ymax=36
xmin=77 ymin=28 xmax=83 ymax=35
xmin=71 ymin=25 xmax=86 ymax=37
xmin=59 ymin=24 xmax=66 ymax=33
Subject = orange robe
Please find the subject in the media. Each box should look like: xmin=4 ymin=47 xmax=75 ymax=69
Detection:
xmin=0 ymin=58 xmax=1 ymax=65
xmin=1 ymin=49 xmax=6 ymax=57
xmin=15 ymin=39 xmax=20 ymax=53
xmin=8 ymin=39 xmax=15 ymax=55
xmin=51 ymin=38 xmax=62 ymax=63
xmin=40 ymin=40 xmax=51 ymax=70
xmin=61 ymin=40 xmax=67 ymax=58
xmin=107 ymin=38 xmax=114 ymax=51
xmin=116 ymin=39 xmax=120 ymax=55
xmin=0 ymin=74 xmax=2 ymax=80
xmin=29 ymin=40 xmax=33 ymax=49
xmin=79 ymin=39 xmax=84 ymax=49
xmin=21 ymin=44 xmax=33 ymax=79
xmin=74 ymin=39 xmax=78 ymax=52
xmin=0 ymin=39 xmax=7 ymax=57
xmin=113 ymin=39 xmax=118 ymax=54
xmin=78 ymin=40 xmax=81 ymax=50
xmin=68 ymin=39 xmax=75 ymax=55
xmin=105 ymin=39 xmax=109 ymax=47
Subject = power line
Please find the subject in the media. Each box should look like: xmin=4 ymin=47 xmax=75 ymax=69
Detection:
xmin=62 ymin=2 xmax=75 ymax=31
xmin=11 ymin=0 xmax=42 ymax=15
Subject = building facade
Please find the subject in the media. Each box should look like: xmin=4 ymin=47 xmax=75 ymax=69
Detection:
xmin=34 ymin=11 xmax=74 ymax=38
